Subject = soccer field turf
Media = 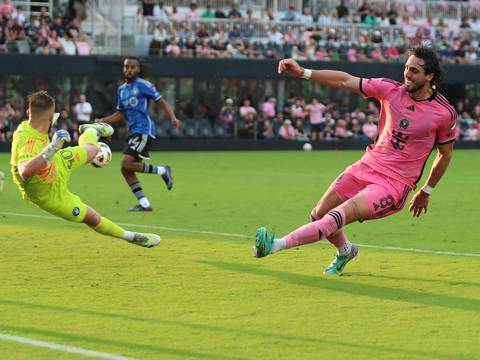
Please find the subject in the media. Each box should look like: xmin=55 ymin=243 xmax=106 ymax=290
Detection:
xmin=0 ymin=149 xmax=479 ymax=360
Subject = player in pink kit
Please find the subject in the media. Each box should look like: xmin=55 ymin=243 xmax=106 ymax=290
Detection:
xmin=253 ymin=46 xmax=458 ymax=274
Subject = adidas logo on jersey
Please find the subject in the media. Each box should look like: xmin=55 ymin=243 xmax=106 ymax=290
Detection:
xmin=407 ymin=105 xmax=415 ymax=112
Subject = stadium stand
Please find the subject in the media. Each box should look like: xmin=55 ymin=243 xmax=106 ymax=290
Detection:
xmin=0 ymin=0 xmax=479 ymax=143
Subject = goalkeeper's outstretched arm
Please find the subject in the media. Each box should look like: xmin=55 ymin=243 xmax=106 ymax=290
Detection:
xmin=277 ymin=58 xmax=361 ymax=93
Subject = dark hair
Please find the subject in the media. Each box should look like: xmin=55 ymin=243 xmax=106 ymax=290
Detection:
xmin=124 ymin=56 xmax=150 ymax=77
xmin=28 ymin=91 xmax=55 ymax=115
xmin=409 ymin=45 xmax=442 ymax=88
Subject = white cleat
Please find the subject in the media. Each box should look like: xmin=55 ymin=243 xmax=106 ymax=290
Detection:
xmin=129 ymin=233 xmax=161 ymax=248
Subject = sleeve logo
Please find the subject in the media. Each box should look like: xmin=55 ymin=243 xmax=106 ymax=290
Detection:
xmin=72 ymin=207 xmax=80 ymax=217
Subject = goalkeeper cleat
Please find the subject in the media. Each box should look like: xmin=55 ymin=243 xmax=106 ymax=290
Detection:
xmin=79 ymin=123 xmax=114 ymax=138
xmin=323 ymin=244 xmax=359 ymax=275
xmin=128 ymin=204 xmax=153 ymax=212
xmin=252 ymin=227 xmax=275 ymax=258
xmin=162 ymin=165 xmax=173 ymax=190
xmin=129 ymin=233 xmax=160 ymax=248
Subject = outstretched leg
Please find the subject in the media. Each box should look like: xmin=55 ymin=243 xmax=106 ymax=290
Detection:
xmin=82 ymin=207 xmax=160 ymax=248
xmin=253 ymin=191 xmax=369 ymax=267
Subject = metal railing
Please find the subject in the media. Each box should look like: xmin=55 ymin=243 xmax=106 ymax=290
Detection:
xmin=131 ymin=16 xmax=476 ymax=45
xmin=11 ymin=0 xmax=53 ymax=16
xmin=123 ymin=0 xmax=480 ymax=22
xmin=304 ymin=0 xmax=480 ymax=22
xmin=84 ymin=0 xmax=122 ymax=55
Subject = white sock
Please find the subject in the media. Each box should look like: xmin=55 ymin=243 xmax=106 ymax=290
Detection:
xmin=139 ymin=197 xmax=151 ymax=208
xmin=337 ymin=240 xmax=352 ymax=256
xmin=123 ymin=231 xmax=135 ymax=241
xmin=271 ymin=237 xmax=287 ymax=253
xmin=157 ymin=166 xmax=166 ymax=175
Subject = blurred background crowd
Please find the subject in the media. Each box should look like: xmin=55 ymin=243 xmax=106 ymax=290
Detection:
xmin=1 ymin=0 xmax=480 ymax=142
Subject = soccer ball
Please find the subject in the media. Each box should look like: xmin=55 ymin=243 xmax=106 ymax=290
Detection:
xmin=92 ymin=142 xmax=112 ymax=168
xmin=302 ymin=143 xmax=313 ymax=151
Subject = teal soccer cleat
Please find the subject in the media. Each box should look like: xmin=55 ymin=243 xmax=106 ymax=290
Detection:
xmin=252 ymin=227 xmax=275 ymax=258
xmin=324 ymin=244 xmax=359 ymax=275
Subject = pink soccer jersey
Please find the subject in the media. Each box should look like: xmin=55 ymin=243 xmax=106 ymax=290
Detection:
xmin=359 ymin=78 xmax=458 ymax=188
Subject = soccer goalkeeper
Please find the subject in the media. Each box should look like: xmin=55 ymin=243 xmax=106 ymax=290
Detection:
xmin=10 ymin=91 xmax=160 ymax=248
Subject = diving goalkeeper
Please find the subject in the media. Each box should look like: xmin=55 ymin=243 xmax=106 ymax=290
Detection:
xmin=10 ymin=91 xmax=160 ymax=248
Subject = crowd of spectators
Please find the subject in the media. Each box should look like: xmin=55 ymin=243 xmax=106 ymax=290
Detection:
xmin=1 ymin=91 xmax=480 ymax=142
xmin=2 ymin=0 xmax=480 ymax=64
xmin=213 ymin=95 xmax=480 ymax=142
xmin=0 ymin=0 xmax=90 ymax=55
xmin=1 ymin=1 xmax=480 ymax=143
xmin=0 ymin=92 xmax=90 ymax=143
xmin=141 ymin=1 xmax=480 ymax=64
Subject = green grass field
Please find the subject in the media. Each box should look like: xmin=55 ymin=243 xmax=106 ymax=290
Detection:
xmin=0 ymin=149 xmax=479 ymax=360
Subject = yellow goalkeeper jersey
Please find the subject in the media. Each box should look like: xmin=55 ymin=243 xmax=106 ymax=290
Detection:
xmin=10 ymin=121 xmax=57 ymax=204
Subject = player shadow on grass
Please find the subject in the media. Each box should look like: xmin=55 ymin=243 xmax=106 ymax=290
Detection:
xmin=197 ymin=260 xmax=480 ymax=313
xmin=349 ymin=272 xmax=480 ymax=288
xmin=0 ymin=299 xmax=470 ymax=360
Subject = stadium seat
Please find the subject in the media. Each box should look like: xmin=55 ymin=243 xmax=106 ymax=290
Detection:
xmin=199 ymin=123 xmax=214 ymax=138
xmin=184 ymin=122 xmax=199 ymax=138
xmin=213 ymin=123 xmax=230 ymax=138
xmin=134 ymin=35 xmax=153 ymax=57
xmin=16 ymin=40 xmax=31 ymax=54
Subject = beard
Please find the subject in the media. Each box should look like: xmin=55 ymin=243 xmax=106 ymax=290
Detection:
xmin=405 ymin=79 xmax=426 ymax=93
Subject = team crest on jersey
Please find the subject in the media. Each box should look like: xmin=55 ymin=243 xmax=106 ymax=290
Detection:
xmin=399 ymin=118 xmax=409 ymax=129
xmin=72 ymin=207 xmax=80 ymax=216
xmin=128 ymin=97 xmax=139 ymax=107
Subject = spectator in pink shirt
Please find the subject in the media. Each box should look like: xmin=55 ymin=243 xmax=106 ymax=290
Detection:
xmin=165 ymin=38 xmax=181 ymax=56
xmin=283 ymin=26 xmax=298 ymax=44
xmin=362 ymin=115 xmax=378 ymax=140
xmin=239 ymin=99 xmax=257 ymax=120
xmin=316 ymin=47 xmax=330 ymax=61
xmin=335 ymin=119 xmax=351 ymax=139
xmin=306 ymin=98 xmax=327 ymax=141
xmin=185 ymin=3 xmax=200 ymax=20
xmin=170 ymin=6 xmax=184 ymax=21
xmin=347 ymin=45 xmax=357 ymax=62
xmin=0 ymin=0 xmax=13 ymax=17
xmin=385 ymin=43 xmax=400 ymax=61
xmin=261 ymin=97 xmax=276 ymax=120
xmin=279 ymin=119 xmax=296 ymax=140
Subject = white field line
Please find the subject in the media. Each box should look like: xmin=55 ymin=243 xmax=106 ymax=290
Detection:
xmin=0 ymin=333 xmax=140 ymax=360
xmin=1 ymin=211 xmax=480 ymax=258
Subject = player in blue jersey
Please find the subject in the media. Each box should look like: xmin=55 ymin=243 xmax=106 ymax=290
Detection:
xmin=93 ymin=57 xmax=181 ymax=211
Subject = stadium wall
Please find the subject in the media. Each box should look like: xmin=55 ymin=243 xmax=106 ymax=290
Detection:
xmin=1 ymin=139 xmax=479 ymax=152
xmin=2 ymin=54 xmax=480 ymax=83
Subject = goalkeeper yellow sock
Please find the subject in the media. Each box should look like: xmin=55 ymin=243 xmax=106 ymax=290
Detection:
xmin=94 ymin=216 xmax=127 ymax=240
xmin=79 ymin=128 xmax=98 ymax=146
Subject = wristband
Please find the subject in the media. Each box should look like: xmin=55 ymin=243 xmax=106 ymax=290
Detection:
xmin=421 ymin=185 xmax=433 ymax=195
xmin=301 ymin=68 xmax=312 ymax=80
xmin=40 ymin=144 xmax=57 ymax=162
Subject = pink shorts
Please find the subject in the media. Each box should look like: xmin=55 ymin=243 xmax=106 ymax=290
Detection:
xmin=332 ymin=160 xmax=412 ymax=220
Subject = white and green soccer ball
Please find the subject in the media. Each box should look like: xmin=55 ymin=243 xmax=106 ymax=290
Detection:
xmin=92 ymin=142 xmax=112 ymax=168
